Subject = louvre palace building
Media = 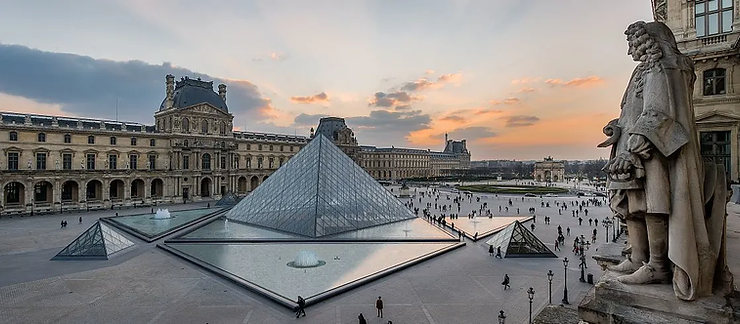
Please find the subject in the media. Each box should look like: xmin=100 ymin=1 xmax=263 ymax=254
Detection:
xmin=0 ymin=75 xmax=470 ymax=215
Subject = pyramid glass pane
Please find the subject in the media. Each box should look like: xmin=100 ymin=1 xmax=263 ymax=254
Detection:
xmin=99 ymin=223 xmax=135 ymax=256
xmin=484 ymin=222 xmax=515 ymax=257
xmin=485 ymin=221 xmax=555 ymax=258
xmin=227 ymin=135 xmax=416 ymax=237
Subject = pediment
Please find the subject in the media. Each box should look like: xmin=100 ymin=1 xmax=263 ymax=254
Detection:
xmin=180 ymin=103 xmax=232 ymax=117
xmin=696 ymin=110 xmax=740 ymax=123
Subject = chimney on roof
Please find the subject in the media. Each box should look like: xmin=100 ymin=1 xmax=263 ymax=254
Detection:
xmin=218 ymin=84 xmax=227 ymax=102
xmin=165 ymin=74 xmax=175 ymax=109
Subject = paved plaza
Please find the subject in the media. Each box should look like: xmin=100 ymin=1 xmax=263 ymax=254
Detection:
xmin=1 ymin=182 xmax=739 ymax=324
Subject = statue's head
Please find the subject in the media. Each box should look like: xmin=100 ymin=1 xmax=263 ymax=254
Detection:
xmin=625 ymin=21 xmax=680 ymax=63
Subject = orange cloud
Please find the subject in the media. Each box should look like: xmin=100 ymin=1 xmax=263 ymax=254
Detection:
xmin=490 ymin=97 xmax=520 ymax=105
xmin=424 ymin=69 xmax=435 ymax=75
xmin=519 ymin=87 xmax=537 ymax=93
xmin=545 ymin=76 xmax=604 ymax=87
xmin=290 ymin=92 xmax=329 ymax=104
xmin=437 ymin=73 xmax=463 ymax=83
xmin=511 ymin=77 xmax=541 ymax=85
xmin=480 ymin=112 xmax=614 ymax=147
xmin=439 ymin=115 xmax=467 ymax=124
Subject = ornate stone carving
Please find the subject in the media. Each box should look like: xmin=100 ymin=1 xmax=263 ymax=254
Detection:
xmin=600 ymin=21 xmax=734 ymax=301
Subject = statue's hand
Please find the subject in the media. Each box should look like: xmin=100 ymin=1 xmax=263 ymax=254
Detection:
xmin=627 ymin=134 xmax=652 ymax=159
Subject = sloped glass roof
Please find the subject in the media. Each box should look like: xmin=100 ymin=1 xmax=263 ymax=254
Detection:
xmin=53 ymin=222 xmax=135 ymax=260
xmin=485 ymin=220 xmax=556 ymax=258
xmin=226 ymin=135 xmax=416 ymax=238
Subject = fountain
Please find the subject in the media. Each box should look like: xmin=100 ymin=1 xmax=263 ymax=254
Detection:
xmin=153 ymin=209 xmax=173 ymax=220
xmin=287 ymin=250 xmax=326 ymax=268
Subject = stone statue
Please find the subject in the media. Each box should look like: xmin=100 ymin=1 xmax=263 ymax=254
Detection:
xmin=55 ymin=159 xmax=60 ymax=170
xmin=27 ymin=158 xmax=32 ymax=170
xmin=125 ymin=160 xmax=130 ymax=169
xmin=600 ymin=21 xmax=733 ymax=301
xmin=80 ymin=160 xmax=85 ymax=170
xmin=146 ymin=161 xmax=151 ymax=170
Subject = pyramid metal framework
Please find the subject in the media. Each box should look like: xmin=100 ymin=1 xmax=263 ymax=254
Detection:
xmin=485 ymin=220 xmax=556 ymax=258
xmin=52 ymin=221 xmax=135 ymax=260
xmin=226 ymin=135 xmax=416 ymax=238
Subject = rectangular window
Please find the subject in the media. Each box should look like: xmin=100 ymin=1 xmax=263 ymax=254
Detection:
xmin=86 ymin=153 xmax=96 ymax=170
xmin=183 ymin=155 xmax=190 ymax=170
xmin=37 ymin=133 xmax=46 ymax=142
xmin=234 ymin=157 xmax=239 ymax=169
xmin=220 ymin=155 xmax=226 ymax=169
xmin=9 ymin=132 xmax=17 ymax=141
xmin=148 ymin=155 xmax=156 ymax=170
xmin=258 ymin=144 xmax=262 ymax=151
xmin=36 ymin=152 xmax=47 ymax=170
xmin=64 ymin=134 xmax=71 ymax=143
xmin=696 ymin=0 xmax=733 ymax=37
xmin=63 ymin=153 xmax=72 ymax=170
xmin=109 ymin=155 xmax=117 ymax=169
xmin=129 ymin=155 xmax=137 ymax=169
xmin=246 ymin=157 xmax=251 ymax=168
xmin=7 ymin=152 xmax=19 ymax=170
xmin=700 ymin=131 xmax=732 ymax=176
xmin=280 ymin=145 xmax=284 ymax=152
xmin=150 ymin=139 xmax=156 ymax=147
xmin=131 ymin=137 xmax=137 ymax=146
xmin=88 ymin=136 xmax=95 ymax=144
xmin=257 ymin=157 xmax=263 ymax=168
xmin=269 ymin=157 xmax=274 ymax=169
xmin=110 ymin=137 xmax=117 ymax=145
xmin=290 ymin=146 xmax=293 ymax=152
xmin=247 ymin=144 xmax=251 ymax=150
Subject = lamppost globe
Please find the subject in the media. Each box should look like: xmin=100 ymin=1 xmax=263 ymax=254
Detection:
xmin=562 ymin=257 xmax=569 ymax=305
xmin=527 ymin=287 xmax=535 ymax=324
xmin=497 ymin=310 xmax=506 ymax=324
xmin=547 ymin=269 xmax=554 ymax=304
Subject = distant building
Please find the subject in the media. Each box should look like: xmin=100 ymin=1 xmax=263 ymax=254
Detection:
xmin=656 ymin=0 xmax=740 ymax=180
xmin=0 ymin=75 xmax=307 ymax=215
xmin=312 ymin=117 xmax=471 ymax=180
xmin=533 ymin=156 xmax=565 ymax=182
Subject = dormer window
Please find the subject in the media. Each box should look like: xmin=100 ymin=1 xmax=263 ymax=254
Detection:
xmin=37 ymin=133 xmax=46 ymax=142
xmin=695 ymin=0 xmax=733 ymax=37
xmin=703 ymin=68 xmax=726 ymax=96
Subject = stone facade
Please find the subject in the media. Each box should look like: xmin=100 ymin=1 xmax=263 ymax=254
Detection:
xmin=311 ymin=118 xmax=471 ymax=180
xmin=0 ymin=75 xmax=307 ymax=215
xmin=658 ymin=0 xmax=740 ymax=180
xmin=533 ymin=156 xmax=565 ymax=182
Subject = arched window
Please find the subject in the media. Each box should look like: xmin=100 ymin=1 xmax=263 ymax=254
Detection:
xmin=182 ymin=118 xmax=190 ymax=133
xmin=184 ymin=139 xmax=189 ymax=147
xmin=201 ymin=120 xmax=208 ymax=134
xmin=202 ymin=153 xmax=211 ymax=170
xmin=703 ymin=68 xmax=726 ymax=96
xmin=219 ymin=122 xmax=226 ymax=135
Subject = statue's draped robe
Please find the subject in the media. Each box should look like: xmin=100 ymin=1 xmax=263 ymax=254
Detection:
xmin=608 ymin=57 xmax=730 ymax=300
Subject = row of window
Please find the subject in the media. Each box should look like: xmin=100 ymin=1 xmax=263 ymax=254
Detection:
xmin=5 ymin=152 xmax=287 ymax=171
xmin=6 ymin=152 xmax=158 ymax=171
xmin=9 ymin=132 xmax=157 ymax=146
xmin=244 ymin=143 xmax=294 ymax=152
xmin=161 ymin=117 xmax=229 ymax=135
xmin=361 ymin=160 xmax=429 ymax=168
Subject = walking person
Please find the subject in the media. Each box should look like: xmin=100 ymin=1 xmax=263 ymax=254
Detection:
xmin=496 ymin=246 xmax=502 ymax=259
xmin=488 ymin=245 xmax=494 ymax=256
xmin=376 ymin=296 xmax=384 ymax=318
xmin=501 ymin=274 xmax=510 ymax=290
xmin=295 ymin=296 xmax=306 ymax=318
xmin=358 ymin=313 xmax=367 ymax=324
xmin=79 ymin=216 xmax=82 ymax=224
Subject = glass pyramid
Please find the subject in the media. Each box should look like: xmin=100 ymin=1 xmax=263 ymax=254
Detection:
xmin=484 ymin=220 xmax=556 ymax=258
xmin=226 ymin=135 xmax=417 ymax=238
xmin=215 ymin=191 xmax=242 ymax=207
xmin=52 ymin=221 xmax=135 ymax=260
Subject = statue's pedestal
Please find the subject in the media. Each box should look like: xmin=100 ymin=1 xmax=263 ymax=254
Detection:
xmin=579 ymin=271 xmax=740 ymax=323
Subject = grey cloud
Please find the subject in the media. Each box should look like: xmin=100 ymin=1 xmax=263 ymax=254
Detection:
xmin=448 ymin=126 xmax=497 ymax=140
xmin=400 ymin=79 xmax=435 ymax=92
xmin=0 ymin=43 xmax=275 ymax=124
xmin=501 ymin=115 xmax=540 ymax=127
xmin=368 ymin=91 xmax=417 ymax=108
xmin=293 ymin=113 xmax=329 ymax=127
xmin=347 ymin=110 xmax=431 ymax=133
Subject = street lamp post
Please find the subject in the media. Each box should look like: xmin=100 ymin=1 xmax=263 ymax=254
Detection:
xmin=562 ymin=257 xmax=570 ymax=305
xmin=527 ymin=287 xmax=535 ymax=324
xmin=579 ymin=254 xmax=586 ymax=282
xmin=603 ymin=218 xmax=611 ymax=243
xmin=547 ymin=269 xmax=554 ymax=304
xmin=612 ymin=216 xmax=618 ymax=241
xmin=497 ymin=310 xmax=506 ymax=324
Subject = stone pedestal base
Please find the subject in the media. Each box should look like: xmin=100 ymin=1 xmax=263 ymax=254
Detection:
xmin=579 ymin=271 xmax=740 ymax=324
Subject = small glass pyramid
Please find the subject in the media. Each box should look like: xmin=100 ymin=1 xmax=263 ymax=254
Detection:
xmin=52 ymin=221 xmax=135 ymax=260
xmin=215 ymin=191 xmax=242 ymax=207
xmin=485 ymin=220 xmax=556 ymax=258
xmin=226 ymin=135 xmax=417 ymax=238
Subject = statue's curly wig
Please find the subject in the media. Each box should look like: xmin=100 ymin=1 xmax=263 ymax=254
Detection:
xmin=625 ymin=21 xmax=663 ymax=98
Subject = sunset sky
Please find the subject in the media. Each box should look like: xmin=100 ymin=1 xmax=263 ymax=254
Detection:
xmin=0 ymin=0 xmax=654 ymax=160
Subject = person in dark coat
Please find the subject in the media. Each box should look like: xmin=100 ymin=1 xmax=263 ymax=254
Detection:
xmin=502 ymin=274 xmax=510 ymax=289
xmin=295 ymin=296 xmax=306 ymax=318
xmin=358 ymin=313 xmax=367 ymax=324
xmin=488 ymin=245 xmax=494 ymax=256
xmin=376 ymin=296 xmax=384 ymax=318
xmin=495 ymin=246 xmax=502 ymax=259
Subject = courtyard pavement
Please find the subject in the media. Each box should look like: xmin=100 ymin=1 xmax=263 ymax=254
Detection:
xmin=1 ymin=183 xmax=738 ymax=324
